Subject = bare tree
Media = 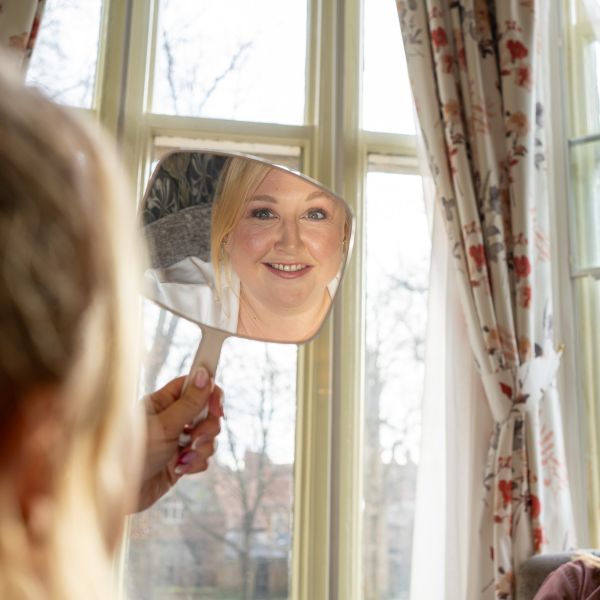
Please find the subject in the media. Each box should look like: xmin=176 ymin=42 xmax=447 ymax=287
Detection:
xmin=363 ymin=267 xmax=427 ymax=600
xmin=27 ymin=0 xmax=98 ymax=106
xmin=157 ymin=0 xmax=254 ymax=117
xmin=128 ymin=341 xmax=295 ymax=600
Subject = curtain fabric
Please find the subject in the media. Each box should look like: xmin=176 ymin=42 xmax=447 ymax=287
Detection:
xmin=396 ymin=2 xmax=576 ymax=598
xmin=0 ymin=0 xmax=45 ymax=71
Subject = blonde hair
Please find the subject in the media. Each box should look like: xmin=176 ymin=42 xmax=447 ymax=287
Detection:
xmin=210 ymin=157 xmax=272 ymax=297
xmin=0 ymin=60 xmax=143 ymax=599
xmin=210 ymin=157 xmax=353 ymax=303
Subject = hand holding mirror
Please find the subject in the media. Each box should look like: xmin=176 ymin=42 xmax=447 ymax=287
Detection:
xmin=140 ymin=151 xmax=354 ymax=444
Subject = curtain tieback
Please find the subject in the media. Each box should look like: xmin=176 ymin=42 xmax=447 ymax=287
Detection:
xmin=480 ymin=345 xmax=562 ymax=423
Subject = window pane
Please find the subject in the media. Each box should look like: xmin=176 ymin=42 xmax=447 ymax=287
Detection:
xmin=126 ymin=301 xmax=297 ymax=599
xmin=575 ymin=276 xmax=600 ymax=408
xmin=567 ymin=23 xmax=600 ymax=137
xmin=587 ymin=41 xmax=600 ymax=134
xmin=26 ymin=0 xmax=103 ymax=108
xmin=362 ymin=0 xmax=416 ymax=135
xmin=362 ymin=170 xmax=428 ymax=599
xmin=152 ymin=0 xmax=307 ymax=125
xmin=570 ymin=140 xmax=600 ymax=268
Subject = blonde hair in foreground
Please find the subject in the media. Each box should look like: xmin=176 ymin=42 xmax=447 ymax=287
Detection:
xmin=0 ymin=60 xmax=143 ymax=599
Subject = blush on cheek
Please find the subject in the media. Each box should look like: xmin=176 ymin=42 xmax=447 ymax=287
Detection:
xmin=245 ymin=235 xmax=271 ymax=254
xmin=306 ymin=229 xmax=344 ymax=257
xmin=230 ymin=226 xmax=270 ymax=253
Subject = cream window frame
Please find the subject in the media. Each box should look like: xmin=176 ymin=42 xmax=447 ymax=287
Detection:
xmin=94 ymin=1 xmax=418 ymax=599
xmin=559 ymin=0 xmax=600 ymax=546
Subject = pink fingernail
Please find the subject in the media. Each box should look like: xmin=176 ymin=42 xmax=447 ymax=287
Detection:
xmin=176 ymin=450 xmax=195 ymax=467
xmin=194 ymin=367 xmax=209 ymax=389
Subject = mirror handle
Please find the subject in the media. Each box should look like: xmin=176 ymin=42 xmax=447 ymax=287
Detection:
xmin=177 ymin=327 xmax=230 ymax=447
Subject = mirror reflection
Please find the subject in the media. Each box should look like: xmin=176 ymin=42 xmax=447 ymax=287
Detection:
xmin=142 ymin=151 xmax=353 ymax=343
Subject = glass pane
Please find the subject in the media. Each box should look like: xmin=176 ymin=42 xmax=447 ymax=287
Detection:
xmin=126 ymin=300 xmax=296 ymax=599
xmin=566 ymin=0 xmax=600 ymax=138
xmin=570 ymin=140 xmax=600 ymax=268
xmin=153 ymin=0 xmax=307 ymax=125
xmin=589 ymin=41 xmax=600 ymax=134
xmin=26 ymin=0 xmax=103 ymax=108
xmin=362 ymin=0 xmax=416 ymax=135
xmin=362 ymin=170 xmax=428 ymax=599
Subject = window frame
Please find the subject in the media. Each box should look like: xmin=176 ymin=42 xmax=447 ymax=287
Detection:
xmin=90 ymin=0 xmax=600 ymax=584
xmin=559 ymin=0 xmax=600 ymax=546
xmin=93 ymin=0 xmax=419 ymax=598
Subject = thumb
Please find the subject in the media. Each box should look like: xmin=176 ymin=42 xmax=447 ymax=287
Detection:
xmin=160 ymin=367 xmax=213 ymax=439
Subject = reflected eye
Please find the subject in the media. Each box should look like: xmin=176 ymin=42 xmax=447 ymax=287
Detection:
xmin=305 ymin=208 xmax=327 ymax=221
xmin=251 ymin=208 xmax=276 ymax=220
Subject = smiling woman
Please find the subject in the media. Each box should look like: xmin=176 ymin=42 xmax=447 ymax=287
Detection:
xmin=143 ymin=153 xmax=351 ymax=343
xmin=216 ymin=159 xmax=348 ymax=341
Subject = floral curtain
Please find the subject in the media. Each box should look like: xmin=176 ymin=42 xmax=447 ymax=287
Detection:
xmin=396 ymin=1 xmax=576 ymax=598
xmin=0 ymin=0 xmax=45 ymax=71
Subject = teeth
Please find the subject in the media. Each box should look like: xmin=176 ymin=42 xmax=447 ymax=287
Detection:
xmin=270 ymin=263 xmax=306 ymax=272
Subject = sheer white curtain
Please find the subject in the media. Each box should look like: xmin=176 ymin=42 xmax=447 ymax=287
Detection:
xmin=410 ymin=189 xmax=495 ymax=600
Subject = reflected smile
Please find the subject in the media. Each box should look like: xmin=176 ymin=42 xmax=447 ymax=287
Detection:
xmin=264 ymin=262 xmax=313 ymax=279
xmin=268 ymin=263 xmax=309 ymax=272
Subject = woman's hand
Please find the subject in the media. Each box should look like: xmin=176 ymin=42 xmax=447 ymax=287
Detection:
xmin=136 ymin=367 xmax=223 ymax=512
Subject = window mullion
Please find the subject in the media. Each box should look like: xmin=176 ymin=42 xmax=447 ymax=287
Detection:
xmin=332 ymin=0 xmax=364 ymax=597
xmin=291 ymin=0 xmax=335 ymax=597
xmin=96 ymin=0 xmax=130 ymax=138
xmin=120 ymin=0 xmax=157 ymax=198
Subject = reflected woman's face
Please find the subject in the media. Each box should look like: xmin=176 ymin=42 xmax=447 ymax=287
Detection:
xmin=224 ymin=169 xmax=346 ymax=314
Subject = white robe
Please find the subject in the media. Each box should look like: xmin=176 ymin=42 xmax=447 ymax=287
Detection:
xmin=144 ymin=256 xmax=341 ymax=336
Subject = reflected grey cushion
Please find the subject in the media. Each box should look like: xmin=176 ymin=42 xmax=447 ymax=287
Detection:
xmin=144 ymin=204 xmax=212 ymax=268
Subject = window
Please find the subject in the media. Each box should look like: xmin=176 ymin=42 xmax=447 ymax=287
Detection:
xmin=152 ymin=0 xmax=307 ymax=124
xmin=360 ymin=1 xmax=424 ymax=598
xmin=128 ymin=301 xmax=297 ymax=599
xmin=363 ymin=165 xmax=426 ymax=600
xmin=563 ymin=0 xmax=600 ymax=544
xmin=26 ymin=0 xmax=104 ymax=109
xmin=29 ymin=0 xmax=425 ymax=598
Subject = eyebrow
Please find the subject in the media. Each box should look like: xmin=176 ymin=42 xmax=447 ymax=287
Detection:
xmin=249 ymin=194 xmax=277 ymax=204
xmin=249 ymin=191 xmax=335 ymax=203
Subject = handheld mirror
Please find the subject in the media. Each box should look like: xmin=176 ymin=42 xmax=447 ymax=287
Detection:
xmin=140 ymin=150 xmax=354 ymax=443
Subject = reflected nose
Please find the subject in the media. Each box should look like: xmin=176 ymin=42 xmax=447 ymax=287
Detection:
xmin=275 ymin=219 xmax=303 ymax=252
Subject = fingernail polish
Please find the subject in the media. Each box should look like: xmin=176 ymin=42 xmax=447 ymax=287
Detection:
xmin=194 ymin=367 xmax=209 ymax=389
xmin=175 ymin=450 xmax=196 ymax=475
xmin=176 ymin=450 xmax=195 ymax=467
xmin=174 ymin=464 xmax=187 ymax=475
